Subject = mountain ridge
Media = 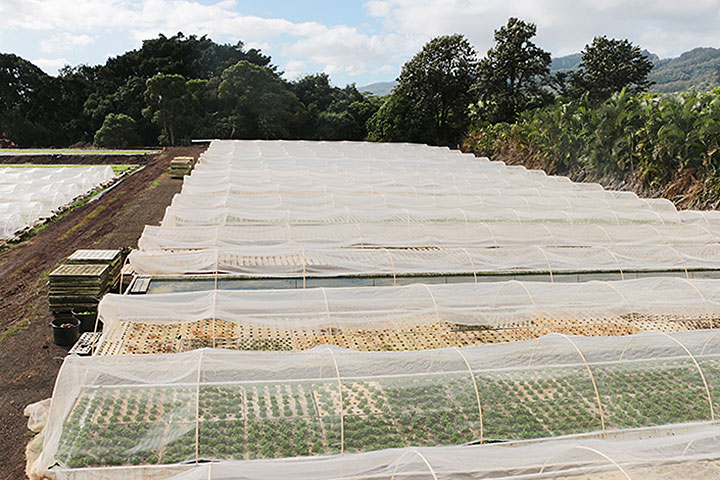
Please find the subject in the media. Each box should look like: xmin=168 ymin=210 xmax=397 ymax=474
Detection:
xmin=360 ymin=47 xmax=720 ymax=96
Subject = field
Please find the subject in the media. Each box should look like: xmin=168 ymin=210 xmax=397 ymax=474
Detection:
xmin=0 ymin=146 xmax=204 ymax=480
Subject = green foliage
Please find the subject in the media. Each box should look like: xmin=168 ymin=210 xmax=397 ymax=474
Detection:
xmin=475 ymin=18 xmax=552 ymax=123
xmin=2 ymin=34 xmax=377 ymax=146
xmin=291 ymin=74 xmax=380 ymax=140
xmin=143 ymin=74 xmax=200 ymax=145
xmin=217 ymin=61 xmax=306 ymax=139
xmin=466 ymin=88 xmax=720 ymax=195
xmin=93 ymin=113 xmax=140 ymax=147
xmin=368 ymin=34 xmax=478 ymax=146
xmin=569 ymin=36 xmax=654 ymax=102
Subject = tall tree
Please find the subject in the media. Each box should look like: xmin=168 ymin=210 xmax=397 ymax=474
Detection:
xmin=475 ymin=17 xmax=552 ymax=123
xmin=368 ymin=34 xmax=477 ymax=146
xmin=218 ymin=60 xmax=306 ymax=139
xmin=570 ymin=36 xmax=654 ymax=102
xmin=142 ymin=73 xmax=200 ymax=145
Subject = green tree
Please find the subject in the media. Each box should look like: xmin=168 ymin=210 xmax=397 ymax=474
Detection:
xmin=142 ymin=73 xmax=200 ymax=145
xmin=475 ymin=17 xmax=552 ymax=124
xmin=368 ymin=34 xmax=477 ymax=146
xmin=367 ymin=93 xmax=418 ymax=142
xmin=93 ymin=113 xmax=140 ymax=147
xmin=217 ymin=60 xmax=305 ymax=139
xmin=570 ymin=36 xmax=654 ymax=102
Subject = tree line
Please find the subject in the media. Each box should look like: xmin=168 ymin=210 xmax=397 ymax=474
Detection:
xmin=370 ymin=18 xmax=654 ymax=147
xmin=1 ymin=20 xmax=661 ymax=149
xmin=0 ymin=33 xmax=380 ymax=147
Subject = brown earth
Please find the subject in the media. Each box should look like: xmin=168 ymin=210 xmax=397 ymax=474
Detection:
xmin=0 ymin=145 xmax=205 ymax=480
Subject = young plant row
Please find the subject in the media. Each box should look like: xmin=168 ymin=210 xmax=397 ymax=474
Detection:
xmin=56 ymin=357 xmax=720 ymax=468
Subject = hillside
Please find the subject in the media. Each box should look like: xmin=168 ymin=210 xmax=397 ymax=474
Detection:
xmin=650 ymin=47 xmax=720 ymax=93
xmin=358 ymin=81 xmax=396 ymax=97
xmin=551 ymin=47 xmax=720 ymax=93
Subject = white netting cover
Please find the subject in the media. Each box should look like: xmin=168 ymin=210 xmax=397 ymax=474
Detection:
xmin=94 ymin=278 xmax=720 ymax=355
xmin=138 ymin=223 xmax=720 ymax=250
xmin=29 ymin=330 xmax=720 ymax=478
xmin=161 ymin=423 xmax=720 ymax=480
xmin=0 ymin=166 xmax=115 ymax=239
xmin=158 ymin=139 xmax=719 ymax=228
xmin=133 ymin=140 xmax=720 ymax=276
xmin=128 ymin=244 xmax=720 ymax=277
xmin=96 ymin=276 xmax=720 ymax=331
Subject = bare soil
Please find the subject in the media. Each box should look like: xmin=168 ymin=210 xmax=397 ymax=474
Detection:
xmin=0 ymin=146 xmax=205 ymax=480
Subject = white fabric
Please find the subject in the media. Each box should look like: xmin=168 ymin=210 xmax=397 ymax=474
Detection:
xmin=29 ymin=330 xmax=720 ymax=478
xmin=0 ymin=166 xmax=115 ymax=238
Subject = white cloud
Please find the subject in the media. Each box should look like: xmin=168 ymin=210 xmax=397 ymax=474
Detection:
xmin=31 ymin=57 xmax=70 ymax=72
xmin=362 ymin=0 xmax=720 ymax=58
xmin=4 ymin=0 xmax=720 ymax=84
xmin=284 ymin=26 xmax=402 ymax=77
xmin=281 ymin=60 xmax=307 ymax=80
xmin=39 ymin=33 xmax=94 ymax=53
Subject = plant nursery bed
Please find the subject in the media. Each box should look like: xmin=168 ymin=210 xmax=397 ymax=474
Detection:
xmin=95 ymin=315 xmax=717 ymax=355
xmin=52 ymin=350 xmax=720 ymax=469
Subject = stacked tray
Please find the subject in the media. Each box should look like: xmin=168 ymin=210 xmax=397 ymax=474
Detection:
xmin=48 ymin=264 xmax=109 ymax=315
xmin=66 ymin=249 xmax=123 ymax=289
xmin=169 ymin=156 xmax=194 ymax=178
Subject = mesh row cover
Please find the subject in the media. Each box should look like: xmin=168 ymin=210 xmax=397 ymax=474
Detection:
xmin=159 ymin=423 xmax=720 ymax=480
xmin=0 ymin=166 xmax=115 ymax=239
xmin=127 ymin=244 xmax=720 ymax=277
xmin=160 ymin=204 xmax=705 ymax=228
xmin=31 ymin=330 xmax=720 ymax=477
xmin=138 ymin=223 xmax=720 ymax=250
xmin=166 ymin=140 xmax=720 ymax=226
xmin=97 ymin=277 xmax=720 ymax=330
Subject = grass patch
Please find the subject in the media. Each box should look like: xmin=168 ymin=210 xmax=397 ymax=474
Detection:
xmin=149 ymin=180 xmax=161 ymax=189
xmin=0 ymin=321 xmax=29 ymax=343
xmin=4 ymin=164 xmax=137 ymax=175
xmin=1 ymin=149 xmax=158 ymax=155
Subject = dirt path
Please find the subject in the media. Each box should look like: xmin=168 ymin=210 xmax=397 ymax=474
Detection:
xmin=0 ymin=146 xmax=205 ymax=480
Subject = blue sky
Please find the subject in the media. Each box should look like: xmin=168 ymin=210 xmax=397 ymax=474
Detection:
xmin=2 ymin=0 xmax=720 ymax=87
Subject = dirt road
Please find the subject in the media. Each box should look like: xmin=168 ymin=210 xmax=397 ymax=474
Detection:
xmin=0 ymin=146 xmax=205 ymax=480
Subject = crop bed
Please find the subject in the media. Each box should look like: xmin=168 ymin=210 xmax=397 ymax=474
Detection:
xmin=96 ymin=315 xmax=716 ymax=355
xmin=55 ymin=354 xmax=720 ymax=468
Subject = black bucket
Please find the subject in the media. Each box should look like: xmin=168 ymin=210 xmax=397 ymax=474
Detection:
xmin=72 ymin=308 xmax=101 ymax=332
xmin=51 ymin=316 xmax=80 ymax=346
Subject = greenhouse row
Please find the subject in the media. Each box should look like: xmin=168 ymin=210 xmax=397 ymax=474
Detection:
xmin=28 ymin=141 xmax=720 ymax=479
xmin=94 ymin=277 xmax=720 ymax=354
xmin=0 ymin=166 xmax=115 ymax=239
xmin=138 ymin=222 xmax=720 ymax=250
xmin=151 ymin=423 xmax=720 ymax=480
xmin=29 ymin=332 xmax=720 ymax=474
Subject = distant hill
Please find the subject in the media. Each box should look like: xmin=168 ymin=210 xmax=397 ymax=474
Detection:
xmin=650 ymin=47 xmax=720 ymax=93
xmin=550 ymin=53 xmax=582 ymax=73
xmin=358 ymin=81 xmax=397 ymax=97
xmin=551 ymin=48 xmax=720 ymax=93
xmin=362 ymin=47 xmax=720 ymax=97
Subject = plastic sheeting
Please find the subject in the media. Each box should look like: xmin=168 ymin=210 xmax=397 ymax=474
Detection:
xmin=0 ymin=166 xmax=115 ymax=239
xmin=128 ymin=244 xmax=720 ymax=277
xmin=29 ymin=330 xmax=720 ymax=477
